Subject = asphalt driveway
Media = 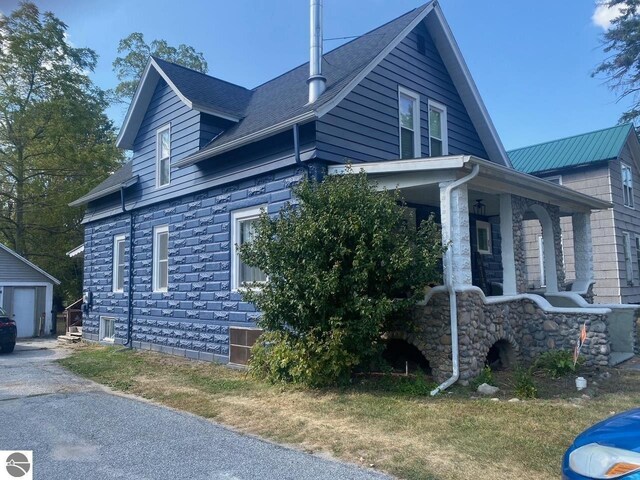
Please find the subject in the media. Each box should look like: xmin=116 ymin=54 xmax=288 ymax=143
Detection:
xmin=0 ymin=340 xmax=389 ymax=480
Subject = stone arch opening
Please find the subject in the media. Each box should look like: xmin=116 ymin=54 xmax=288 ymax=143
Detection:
xmin=382 ymin=338 xmax=432 ymax=375
xmin=485 ymin=339 xmax=516 ymax=370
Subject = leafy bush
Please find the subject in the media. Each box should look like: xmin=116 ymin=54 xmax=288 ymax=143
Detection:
xmin=471 ymin=366 xmax=494 ymax=389
xmin=241 ymin=170 xmax=443 ymax=387
xmin=535 ymin=350 xmax=579 ymax=378
xmin=513 ymin=367 xmax=537 ymax=399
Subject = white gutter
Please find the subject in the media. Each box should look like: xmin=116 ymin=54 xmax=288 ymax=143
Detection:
xmin=430 ymin=163 xmax=480 ymax=396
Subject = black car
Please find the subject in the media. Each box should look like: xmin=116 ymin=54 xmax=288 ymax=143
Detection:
xmin=0 ymin=307 xmax=16 ymax=353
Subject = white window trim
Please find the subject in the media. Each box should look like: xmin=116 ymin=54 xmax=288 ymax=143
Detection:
xmin=621 ymin=163 xmax=634 ymax=209
xmin=428 ymin=99 xmax=448 ymax=156
xmin=113 ymin=234 xmax=126 ymax=293
xmin=398 ymin=86 xmax=421 ymax=159
xmin=624 ymin=232 xmax=634 ymax=286
xmin=475 ymin=220 xmax=492 ymax=255
xmin=231 ymin=205 xmax=267 ymax=291
xmin=153 ymin=225 xmax=169 ymax=293
xmin=635 ymin=235 xmax=640 ymax=284
xmin=543 ymin=175 xmax=563 ymax=185
xmin=99 ymin=316 xmax=116 ymax=343
xmin=156 ymin=124 xmax=171 ymax=189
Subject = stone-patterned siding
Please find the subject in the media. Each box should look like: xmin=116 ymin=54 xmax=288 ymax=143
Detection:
xmin=399 ymin=289 xmax=610 ymax=383
xmin=82 ymin=166 xmax=303 ymax=361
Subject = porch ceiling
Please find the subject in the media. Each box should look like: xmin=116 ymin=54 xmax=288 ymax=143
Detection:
xmin=329 ymin=156 xmax=612 ymax=215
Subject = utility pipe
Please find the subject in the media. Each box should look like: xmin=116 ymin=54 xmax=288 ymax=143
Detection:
xmin=430 ymin=163 xmax=479 ymax=396
xmin=120 ymin=186 xmax=134 ymax=348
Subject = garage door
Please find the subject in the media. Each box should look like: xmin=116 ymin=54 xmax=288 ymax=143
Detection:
xmin=13 ymin=288 xmax=36 ymax=338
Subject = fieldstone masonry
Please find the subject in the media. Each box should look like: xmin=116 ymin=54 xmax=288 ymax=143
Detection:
xmin=393 ymin=288 xmax=610 ymax=383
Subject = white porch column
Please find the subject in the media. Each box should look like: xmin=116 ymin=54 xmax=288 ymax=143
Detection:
xmin=572 ymin=212 xmax=594 ymax=286
xmin=440 ymin=181 xmax=472 ymax=287
xmin=499 ymin=194 xmax=517 ymax=295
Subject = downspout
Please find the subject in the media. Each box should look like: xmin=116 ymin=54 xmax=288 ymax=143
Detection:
xmin=120 ymin=187 xmax=134 ymax=348
xmin=430 ymin=163 xmax=480 ymax=396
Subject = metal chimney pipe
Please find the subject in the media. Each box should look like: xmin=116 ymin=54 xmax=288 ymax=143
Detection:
xmin=308 ymin=0 xmax=326 ymax=103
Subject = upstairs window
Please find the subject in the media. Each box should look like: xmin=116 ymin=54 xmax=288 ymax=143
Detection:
xmin=398 ymin=87 xmax=420 ymax=159
xmin=428 ymin=100 xmax=448 ymax=157
xmin=622 ymin=163 xmax=634 ymax=208
xmin=153 ymin=225 xmax=169 ymax=292
xmin=231 ymin=207 xmax=267 ymax=290
xmin=113 ymin=235 xmax=126 ymax=293
xmin=156 ymin=125 xmax=171 ymax=188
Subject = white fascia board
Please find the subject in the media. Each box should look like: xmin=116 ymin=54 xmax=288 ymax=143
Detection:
xmin=426 ymin=5 xmax=511 ymax=168
xmin=66 ymin=244 xmax=85 ymax=258
xmin=469 ymin=157 xmax=612 ymax=210
xmin=315 ymin=3 xmax=435 ymax=119
xmin=116 ymin=61 xmax=158 ymax=150
xmin=327 ymin=155 xmax=467 ymax=175
xmin=174 ymin=111 xmax=317 ymax=168
xmin=0 ymin=243 xmax=61 ymax=285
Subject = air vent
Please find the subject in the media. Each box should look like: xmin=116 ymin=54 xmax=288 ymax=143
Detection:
xmin=229 ymin=327 xmax=263 ymax=365
xmin=417 ymin=35 xmax=426 ymax=55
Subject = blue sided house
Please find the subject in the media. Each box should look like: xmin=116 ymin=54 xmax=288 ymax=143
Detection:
xmin=71 ymin=1 xmax=637 ymax=388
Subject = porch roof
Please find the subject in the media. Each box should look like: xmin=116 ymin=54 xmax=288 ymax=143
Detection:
xmin=328 ymin=156 xmax=612 ymax=214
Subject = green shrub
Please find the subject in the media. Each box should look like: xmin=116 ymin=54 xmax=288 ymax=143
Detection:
xmin=357 ymin=373 xmax=436 ymax=396
xmin=535 ymin=350 xmax=579 ymax=378
xmin=242 ymin=170 xmax=443 ymax=387
xmin=471 ymin=366 xmax=494 ymax=389
xmin=513 ymin=367 xmax=537 ymax=399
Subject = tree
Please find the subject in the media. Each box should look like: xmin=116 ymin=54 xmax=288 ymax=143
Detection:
xmin=112 ymin=33 xmax=208 ymax=103
xmin=594 ymin=0 xmax=640 ymax=123
xmin=0 ymin=2 xmax=122 ymax=304
xmin=240 ymin=171 xmax=443 ymax=387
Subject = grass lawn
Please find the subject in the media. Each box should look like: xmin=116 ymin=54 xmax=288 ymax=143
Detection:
xmin=59 ymin=344 xmax=640 ymax=480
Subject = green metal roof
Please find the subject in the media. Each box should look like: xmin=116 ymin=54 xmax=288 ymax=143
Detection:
xmin=508 ymin=123 xmax=634 ymax=174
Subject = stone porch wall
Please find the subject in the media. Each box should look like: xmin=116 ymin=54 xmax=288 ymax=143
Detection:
xmin=393 ymin=288 xmax=610 ymax=384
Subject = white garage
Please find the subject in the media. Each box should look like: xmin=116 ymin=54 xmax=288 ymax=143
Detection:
xmin=0 ymin=243 xmax=60 ymax=338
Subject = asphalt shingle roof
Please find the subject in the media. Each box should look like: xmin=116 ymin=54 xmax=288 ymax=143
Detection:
xmin=508 ymin=123 xmax=634 ymax=174
xmin=70 ymin=161 xmax=134 ymax=206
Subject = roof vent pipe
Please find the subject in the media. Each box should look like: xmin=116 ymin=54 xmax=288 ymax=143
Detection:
xmin=308 ymin=0 xmax=326 ymax=103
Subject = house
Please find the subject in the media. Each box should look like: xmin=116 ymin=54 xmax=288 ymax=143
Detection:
xmin=0 ymin=243 xmax=60 ymax=338
xmin=71 ymin=1 xmax=637 ymax=389
xmin=509 ymin=124 xmax=640 ymax=305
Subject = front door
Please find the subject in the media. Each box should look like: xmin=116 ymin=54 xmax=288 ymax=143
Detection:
xmin=13 ymin=288 xmax=36 ymax=338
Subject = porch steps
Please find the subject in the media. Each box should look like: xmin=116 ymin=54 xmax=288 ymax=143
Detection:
xmin=57 ymin=334 xmax=81 ymax=344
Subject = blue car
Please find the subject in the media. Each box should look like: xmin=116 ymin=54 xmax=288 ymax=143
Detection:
xmin=563 ymin=408 xmax=640 ymax=479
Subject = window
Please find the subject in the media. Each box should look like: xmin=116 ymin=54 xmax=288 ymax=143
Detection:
xmin=543 ymin=175 xmax=562 ymax=185
xmin=229 ymin=327 xmax=263 ymax=365
xmin=476 ymin=221 xmax=491 ymax=255
xmin=428 ymin=100 xmax=448 ymax=157
xmin=622 ymin=163 xmax=634 ymax=208
xmin=113 ymin=235 xmax=126 ymax=292
xmin=99 ymin=316 xmax=115 ymax=342
xmin=624 ymin=232 xmax=634 ymax=286
xmin=398 ymin=87 xmax=420 ymax=159
xmin=153 ymin=225 xmax=169 ymax=292
xmin=231 ymin=207 xmax=267 ymax=290
xmin=156 ymin=125 xmax=171 ymax=187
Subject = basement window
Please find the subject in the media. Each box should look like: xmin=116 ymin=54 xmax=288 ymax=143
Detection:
xmin=229 ymin=327 xmax=263 ymax=365
xmin=99 ymin=316 xmax=115 ymax=343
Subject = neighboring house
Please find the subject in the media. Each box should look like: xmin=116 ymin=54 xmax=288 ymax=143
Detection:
xmin=0 ymin=243 xmax=60 ymax=338
xmin=71 ymin=1 xmax=636 ymax=387
xmin=509 ymin=124 xmax=640 ymax=305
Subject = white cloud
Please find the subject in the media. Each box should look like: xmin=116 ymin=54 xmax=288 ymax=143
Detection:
xmin=592 ymin=2 xmax=626 ymax=30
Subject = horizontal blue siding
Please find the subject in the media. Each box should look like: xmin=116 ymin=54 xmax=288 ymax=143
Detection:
xmin=83 ymin=167 xmax=304 ymax=359
xmin=316 ymin=22 xmax=488 ymax=163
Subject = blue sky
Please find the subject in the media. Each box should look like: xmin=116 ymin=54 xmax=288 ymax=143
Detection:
xmin=0 ymin=0 xmax=630 ymax=150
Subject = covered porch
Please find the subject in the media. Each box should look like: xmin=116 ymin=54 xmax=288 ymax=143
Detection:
xmin=329 ymin=156 xmax=636 ymax=385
